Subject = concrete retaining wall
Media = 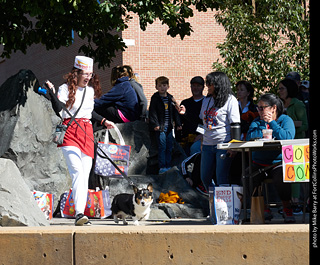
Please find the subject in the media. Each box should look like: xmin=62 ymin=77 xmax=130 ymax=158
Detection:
xmin=0 ymin=225 xmax=309 ymax=265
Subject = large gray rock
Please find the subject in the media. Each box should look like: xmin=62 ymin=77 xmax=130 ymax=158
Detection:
xmin=0 ymin=70 xmax=207 ymax=222
xmin=0 ymin=70 xmax=71 ymax=210
xmin=0 ymin=158 xmax=49 ymax=226
xmin=94 ymin=120 xmax=187 ymax=175
xmin=104 ymin=167 xmax=209 ymax=219
xmin=93 ymin=125 xmax=208 ymax=219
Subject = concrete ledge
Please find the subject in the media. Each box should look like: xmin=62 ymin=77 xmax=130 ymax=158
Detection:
xmin=0 ymin=224 xmax=309 ymax=265
xmin=0 ymin=227 xmax=73 ymax=264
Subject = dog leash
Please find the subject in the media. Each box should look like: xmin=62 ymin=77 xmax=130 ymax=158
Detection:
xmin=95 ymin=142 xmax=136 ymax=187
xmin=45 ymin=86 xmax=137 ymax=187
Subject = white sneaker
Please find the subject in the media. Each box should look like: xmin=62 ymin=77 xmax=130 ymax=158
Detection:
xmin=75 ymin=214 xmax=89 ymax=226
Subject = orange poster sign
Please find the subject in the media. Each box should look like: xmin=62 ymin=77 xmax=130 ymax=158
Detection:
xmin=282 ymin=144 xmax=309 ymax=183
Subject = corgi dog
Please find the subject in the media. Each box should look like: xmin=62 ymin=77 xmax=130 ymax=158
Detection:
xmin=111 ymin=183 xmax=153 ymax=226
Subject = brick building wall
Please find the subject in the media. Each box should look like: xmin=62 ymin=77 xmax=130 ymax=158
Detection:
xmin=0 ymin=8 xmax=225 ymax=106
xmin=122 ymin=9 xmax=226 ymax=104
xmin=0 ymin=34 xmax=122 ymax=95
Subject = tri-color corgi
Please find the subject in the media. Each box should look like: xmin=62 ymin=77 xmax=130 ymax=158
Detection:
xmin=111 ymin=183 xmax=153 ymax=226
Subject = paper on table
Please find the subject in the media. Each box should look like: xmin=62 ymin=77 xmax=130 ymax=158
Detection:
xmin=229 ymin=139 xmax=244 ymax=143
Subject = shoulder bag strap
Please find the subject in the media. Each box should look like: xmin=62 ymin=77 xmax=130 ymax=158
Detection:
xmin=67 ymin=86 xmax=86 ymax=127
xmin=104 ymin=125 xmax=125 ymax=145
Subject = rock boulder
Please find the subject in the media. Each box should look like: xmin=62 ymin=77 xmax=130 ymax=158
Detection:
xmin=104 ymin=167 xmax=209 ymax=219
xmin=0 ymin=69 xmax=71 ymax=211
xmin=94 ymin=121 xmax=187 ymax=175
xmin=0 ymin=158 xmax=49 ymax=226
xmin=0 ymin=70 xmax=208 ymax=224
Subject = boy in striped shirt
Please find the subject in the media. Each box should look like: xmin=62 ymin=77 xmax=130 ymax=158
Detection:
xmin=149 ymin=76 xmax=182 ymax=174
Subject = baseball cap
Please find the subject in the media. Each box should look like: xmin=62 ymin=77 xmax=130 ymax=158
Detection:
xmin=286 ymin=71 xmax=301 ymax=82
xmin=190 ymin=76 xmax=204 ymax=86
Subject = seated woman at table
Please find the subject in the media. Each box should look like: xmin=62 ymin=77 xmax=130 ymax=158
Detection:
xmin=246 ymin=93 xmax=296 ymax=223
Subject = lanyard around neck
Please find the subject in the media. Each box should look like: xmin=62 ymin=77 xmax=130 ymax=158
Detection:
xmin=205 ymin=97 xmax=215 ymax=120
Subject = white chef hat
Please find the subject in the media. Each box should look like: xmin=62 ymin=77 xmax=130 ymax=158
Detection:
xmin=74 ymin=56 xmax=93 ymax=71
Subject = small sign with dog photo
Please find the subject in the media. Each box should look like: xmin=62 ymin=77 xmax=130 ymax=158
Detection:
xmin=209 ymin=185 xmax=243 ymax=225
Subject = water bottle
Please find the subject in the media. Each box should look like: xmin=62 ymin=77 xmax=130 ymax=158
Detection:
xmin=230 ymin=122 xmax=241 ymax=140
xmin=38 ymin=86 xmax=47 ymax=95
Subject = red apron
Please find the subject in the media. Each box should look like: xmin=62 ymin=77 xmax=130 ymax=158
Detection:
xmin=58 ymin=118 xmax=94 ymax=158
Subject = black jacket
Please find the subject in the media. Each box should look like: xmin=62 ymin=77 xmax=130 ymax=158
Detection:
xmin=148 ymin=92 xmax=181 ymax=132
xmin=178 ymin=96 xmax=204 ymax=140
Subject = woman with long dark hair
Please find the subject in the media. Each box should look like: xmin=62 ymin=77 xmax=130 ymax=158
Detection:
xmin=199 ymin=72 xmax=240 ymax=192
xmin=236 ymin=80 xmax=259 ymax=140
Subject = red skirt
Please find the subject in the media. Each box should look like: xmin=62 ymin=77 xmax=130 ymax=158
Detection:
xmin=58 ymin=118 xmax=94 ymax=158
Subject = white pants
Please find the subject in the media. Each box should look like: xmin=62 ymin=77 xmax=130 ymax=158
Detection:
xmin=61 ymin=146 xmax=92 ymax=216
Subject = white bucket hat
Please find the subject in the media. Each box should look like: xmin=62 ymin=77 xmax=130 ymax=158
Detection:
xmin=74 ymin=56 xmax=93 ymax=71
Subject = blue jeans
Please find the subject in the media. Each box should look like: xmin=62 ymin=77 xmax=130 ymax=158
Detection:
xmin=200 ymin=145 xmax=233 ymax=191
xmin=156 ymin=130 xmax=173 ymax=168
xmin=190 ymin=139 xmax=201 ymax=155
